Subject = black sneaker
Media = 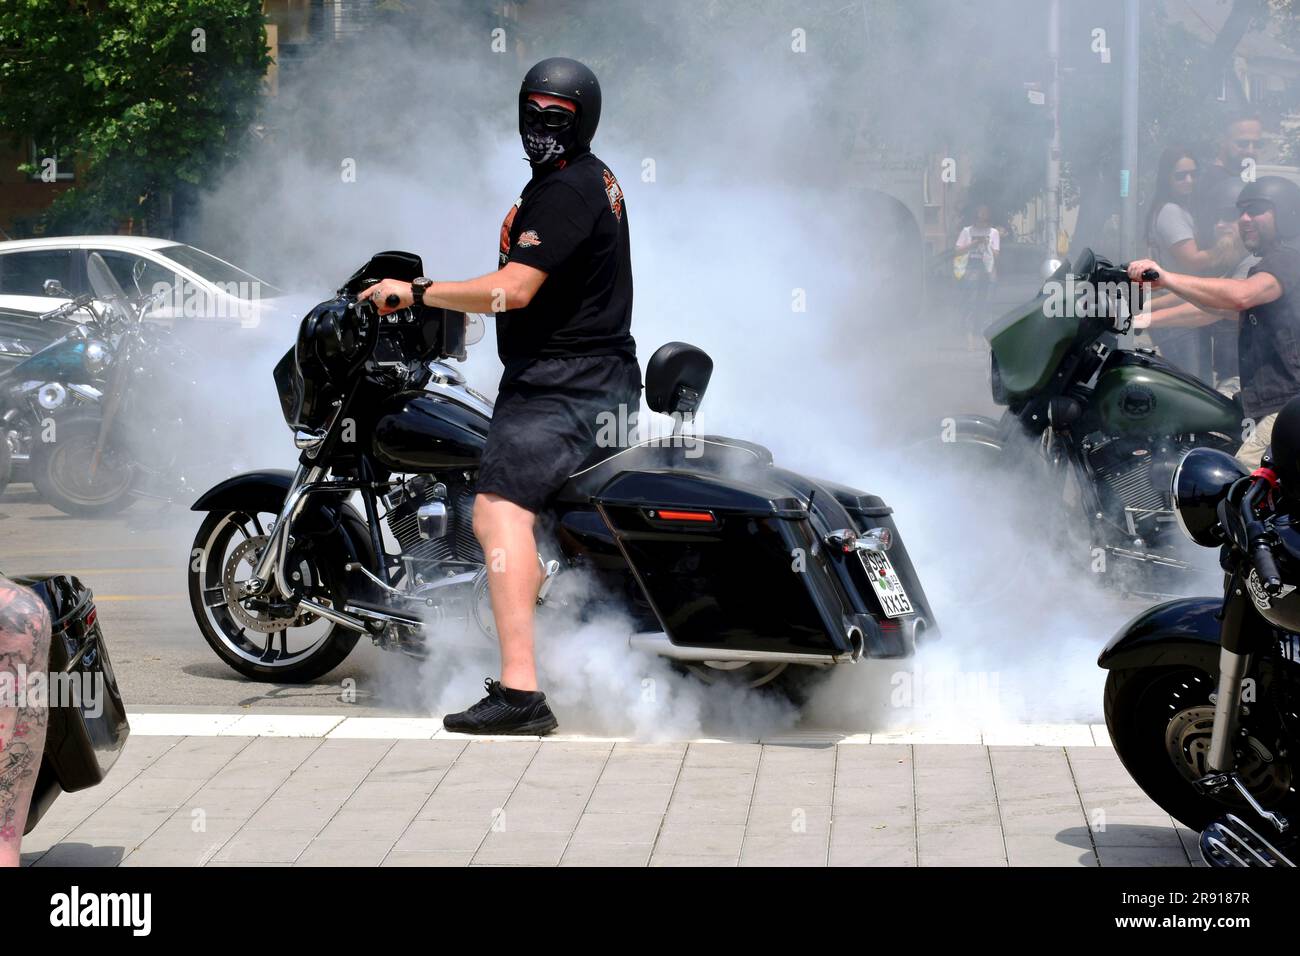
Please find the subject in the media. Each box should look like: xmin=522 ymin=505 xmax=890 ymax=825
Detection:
xmin=442 ymin=678 xmax=559 ymax=736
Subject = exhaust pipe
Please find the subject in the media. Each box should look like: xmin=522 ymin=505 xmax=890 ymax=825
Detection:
xmin=628 ymin=631 xmax=853 ymax=665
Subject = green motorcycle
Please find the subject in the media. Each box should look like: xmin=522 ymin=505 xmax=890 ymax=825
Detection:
xmin=946 ymin=248 xmax=1243 ymax=595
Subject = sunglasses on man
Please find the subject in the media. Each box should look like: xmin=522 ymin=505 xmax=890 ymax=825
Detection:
xmin=1238 ymin=199 xmax=1275 ymax=218
xmin=523 ymin=101 xmax=576 ymax=132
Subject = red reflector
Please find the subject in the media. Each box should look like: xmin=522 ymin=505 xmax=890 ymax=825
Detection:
xmin=653 ymin=509 xmax=715 ymax=523
xmin=86 ymin=607 xmax=98 ymax=630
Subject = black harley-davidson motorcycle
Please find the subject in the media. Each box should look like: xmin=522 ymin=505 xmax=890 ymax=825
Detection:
xmin=943 ymin=249 xmax=1243 ymax=595
xmin=185 ymin=251 xmax=936 ymax=695
xmin=3 ymin=570 xmax=131 ymax=837
xmin=0 ymin=253 xmax=230 ymax=516
xmin=1100 ymin=432 xmax=1300 ymax=867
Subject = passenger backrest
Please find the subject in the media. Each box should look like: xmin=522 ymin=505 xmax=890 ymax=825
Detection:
xmin=645 ymin=341 xmax=713 ymax=416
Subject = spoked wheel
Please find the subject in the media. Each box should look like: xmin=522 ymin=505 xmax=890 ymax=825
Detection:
xmin=31 ymin=417 xmax=136 ymax=517
xmin=1104 ymin=665 xmax=1298 ymax=831
xmin=187 ymin=508 xmax=358 ymax=682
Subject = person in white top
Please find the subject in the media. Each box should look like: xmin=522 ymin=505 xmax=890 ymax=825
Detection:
xmin=955 ymin=203 xmax=1000 ymax=343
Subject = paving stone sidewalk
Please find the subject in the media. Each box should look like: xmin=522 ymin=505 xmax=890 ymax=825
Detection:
xmin=21 ymin=731 xmax=1206 ymax=867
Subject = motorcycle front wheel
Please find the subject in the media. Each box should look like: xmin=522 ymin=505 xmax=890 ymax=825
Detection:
xmin=30 ymin=416 xmax=136 ymax=517
xmin=188 ymin=508 xmax=360 ymax=683
xmin=1103 ymin=664 xmax=1299 ymax=831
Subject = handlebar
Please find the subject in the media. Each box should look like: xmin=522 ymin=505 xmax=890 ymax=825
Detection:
xmin=38 ymin=293 xmax=96 ymax=323
xmin=1241 ymin=477 xmax=1285 ymax=595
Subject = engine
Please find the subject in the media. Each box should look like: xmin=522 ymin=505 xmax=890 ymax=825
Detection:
xmin=384 ymin=475 xmax=484 ymax=567
xmin=1087 ymin=436 xmax=1199 ymax=539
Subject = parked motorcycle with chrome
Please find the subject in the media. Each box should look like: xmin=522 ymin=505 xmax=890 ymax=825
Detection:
xmin=0 ymin=297 xmax=107 ymax=503
xmin=944 ymin=248 xmax=1243 ymax=596
xmin=1 ymin=252 xmax=222 ymax=516
xmin=186 ymin=251 xmax=937 ymax=697
xmin=1101 ymin=401 xmax=1300 ymax=866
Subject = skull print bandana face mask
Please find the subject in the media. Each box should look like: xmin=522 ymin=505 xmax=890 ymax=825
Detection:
xmin=522 ymin=129 xmax=572 ymax=165
xmin=521 ymin=100 xmax=577 ymax=165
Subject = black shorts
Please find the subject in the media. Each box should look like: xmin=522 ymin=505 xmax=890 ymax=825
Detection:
xmin=476 ymin=355 xmax=642 ymax=513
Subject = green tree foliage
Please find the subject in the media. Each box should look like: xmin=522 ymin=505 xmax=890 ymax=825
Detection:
xmin=0 ymin=0 xmax=270 ymax=233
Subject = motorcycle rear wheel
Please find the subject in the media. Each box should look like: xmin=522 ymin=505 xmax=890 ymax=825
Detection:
xmin=188 ymin=508 xmax=359 ymax=683
xmin=683 ymin=661 xmax=826 ymax=704
xmin=30 ymin=416 xmax=136 ymax=517
xmin=1104 ymin=665 xmax=1298 ymax=832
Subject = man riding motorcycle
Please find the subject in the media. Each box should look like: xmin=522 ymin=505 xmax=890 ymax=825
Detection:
xmin=1130 ymin=175 xmax=1300 ymax=469
xmin=358 ymin=57 xmax=640 ymax=735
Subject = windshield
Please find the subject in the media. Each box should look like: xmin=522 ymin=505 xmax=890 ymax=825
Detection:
xmin=157 ymin=244 xmax=282 ymax=297
xmin=85 ymin=251 xmax=134 ymax=324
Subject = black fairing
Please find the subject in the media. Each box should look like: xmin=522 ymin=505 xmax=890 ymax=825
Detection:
xmin=371 ymin=391 xmax=490 ymax=472
xmin=12 ymin=573 xmax=130 ymax=834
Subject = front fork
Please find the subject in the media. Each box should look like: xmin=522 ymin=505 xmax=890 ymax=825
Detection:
xmin=243 ymin=463 xmax=566 ymax=610
xmin=1200 ymin=575 xmax=1290 ymax=832
xmin=244 ymin=463 xmax=326 ymax=599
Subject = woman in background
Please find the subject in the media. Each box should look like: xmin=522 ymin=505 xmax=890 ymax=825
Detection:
xmin=1145 ymin=146 xmax=1224 ymax=377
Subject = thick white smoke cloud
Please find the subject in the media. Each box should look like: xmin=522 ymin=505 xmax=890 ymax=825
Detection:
xmin=168 ymin=1 xmax=1200 ymax=735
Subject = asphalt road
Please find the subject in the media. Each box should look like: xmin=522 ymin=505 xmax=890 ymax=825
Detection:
xmin=0 ymin=482 xmax=408 ymax=714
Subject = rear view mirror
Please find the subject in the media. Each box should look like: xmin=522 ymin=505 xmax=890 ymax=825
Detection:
xmin=43 ymin=278 xmax=68 ymax=297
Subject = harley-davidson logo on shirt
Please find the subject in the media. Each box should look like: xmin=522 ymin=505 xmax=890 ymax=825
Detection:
xmin=499 ymin=197 xmax=521 ymax=266
xmin=603 ymin=168 xmax=623 ymax=221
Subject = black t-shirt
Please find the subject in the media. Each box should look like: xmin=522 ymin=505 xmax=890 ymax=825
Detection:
xmin=496 ymin=150 xmax=635 ymax=380
xmin=1238 ymin=243 xmax=1300 ymax=419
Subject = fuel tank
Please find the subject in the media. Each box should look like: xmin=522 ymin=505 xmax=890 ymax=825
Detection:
xmin=1 ymin=335 xmax=96 ymax=386
xmin=371 ymin=389 xmax=489 ymax=472
xmin=1092 ymin=350 xmax=1241 ymax=437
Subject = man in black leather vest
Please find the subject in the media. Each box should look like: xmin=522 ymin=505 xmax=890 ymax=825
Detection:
xmin=1131 ymin=175 xmax=1300 ymax=469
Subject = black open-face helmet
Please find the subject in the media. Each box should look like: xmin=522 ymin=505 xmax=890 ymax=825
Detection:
xmin=518 ymin=57 xmax=602 ymax=152
xmin=1237 ymin=175 xmax=1300 ymax=240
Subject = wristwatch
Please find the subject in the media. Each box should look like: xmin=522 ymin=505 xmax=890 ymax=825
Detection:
xmin=411 ymin=276 xmax=432 ymax=306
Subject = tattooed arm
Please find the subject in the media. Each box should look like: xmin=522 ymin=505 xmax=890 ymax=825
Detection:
xmin=0 ymin=577 xmax=51 ymax=866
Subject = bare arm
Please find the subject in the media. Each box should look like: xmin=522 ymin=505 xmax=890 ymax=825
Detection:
xmin=1127 ymin=258 xmax=1282 ymax=312
xmin=358 ymin=262 xmax=549 ymax=315
xmin=0 ymin=580 xmax=51 ymax=866
xmin=1140 ymin=298 xmax=1235 ymax=330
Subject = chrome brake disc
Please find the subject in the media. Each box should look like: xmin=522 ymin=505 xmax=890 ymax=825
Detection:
xmin=222 ymin=535 xmax=316 ymax=633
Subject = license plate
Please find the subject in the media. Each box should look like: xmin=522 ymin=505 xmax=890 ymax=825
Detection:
xmin=859 ymin=550 xmax=915 ymax=618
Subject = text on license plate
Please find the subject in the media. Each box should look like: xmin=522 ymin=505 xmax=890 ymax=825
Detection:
xmin=859 ymin=550 xmax=915 ymax=618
